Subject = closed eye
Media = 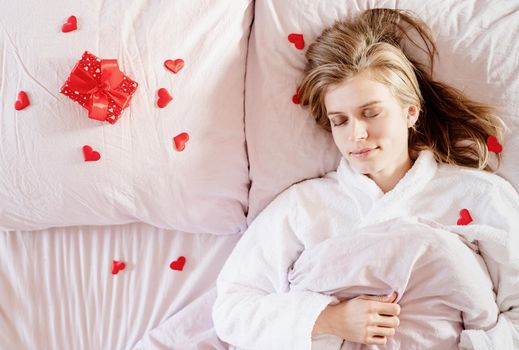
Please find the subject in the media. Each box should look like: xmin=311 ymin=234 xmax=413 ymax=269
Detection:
xmin=363 ymin=110 xmax=380 ymax=118
xmin=331 ymin=117 xmax=347 ymax=127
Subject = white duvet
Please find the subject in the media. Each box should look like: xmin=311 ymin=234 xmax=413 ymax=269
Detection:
xmin=289 ymin=217 xmax=499 ymax=349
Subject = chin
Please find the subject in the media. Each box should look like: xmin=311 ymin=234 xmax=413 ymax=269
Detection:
xmin=350 ymin=161 xmax=378 ymax=175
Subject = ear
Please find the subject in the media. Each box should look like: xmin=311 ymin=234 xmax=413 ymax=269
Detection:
xmin=406 ymin=105 xmax=419 ymax=128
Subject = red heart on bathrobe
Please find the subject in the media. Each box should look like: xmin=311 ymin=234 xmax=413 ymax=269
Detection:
xmin=164 ymin=59 xmax=184 ymax=74
xmin=82 ymin=145 xmax=101 ymax=162
xmin=61 ymin=16 xmax=78 ymax=33
xmin=486 ymin=135 xmax=503 ymax=153
xmin=112 ymin=260 xmax=126 ymax=275
xmin=157 ymin=88 xmax=173 ymax=108
xmin=288 ymin=33 xmax=305 ymax=50
xmin=14 ymin=91 xmax=30 ymax=110
xmin=457 ymin=208 xmax=473 ymax=225
xmin=173 ymin=132 xmax=189 ymax=151
xmin=170 ymin=256 xmax=186 ymax=271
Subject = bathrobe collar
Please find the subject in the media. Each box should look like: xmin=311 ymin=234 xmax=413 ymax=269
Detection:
xmin=336 ymin=150 xmax=438 ymax=224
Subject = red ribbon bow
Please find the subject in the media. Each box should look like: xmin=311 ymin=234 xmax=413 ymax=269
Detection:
xmin=68 ymin=58 xmax=132 ymax=121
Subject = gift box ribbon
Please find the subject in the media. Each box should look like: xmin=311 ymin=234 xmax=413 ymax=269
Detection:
xmin=68 ymin=59 xmax=132 ymax=121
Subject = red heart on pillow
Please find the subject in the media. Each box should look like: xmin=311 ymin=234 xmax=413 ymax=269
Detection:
xmin=164 ymin=59 xmax=184 ymax=74
xmin=292 ymin=87 xmax=300 ymax=104
xmin=112 ymin=260 xmax=126 ymax=275
xmin=14 ymin=91 xmax=30 ymax=110
xmin=170 ymin=256 xmax=186 ymax=271
xmin=288 ymin=33 xmax=305 ymax=50
xmin=157 ymin=88 xmax=173 ymax=108
xmin=173 ymin=132 xmax=189 ymax=151
xmin=457 ymin=208 xmax=473 ymax=226
xmin=486 ymin=135 xmax=503 ymax=153
xmin=62 ymin=16 xmax=78 ymax=33
xmin=82 ymin=145 xmax=101 ymax=162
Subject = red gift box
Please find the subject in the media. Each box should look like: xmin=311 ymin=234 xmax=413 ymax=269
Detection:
xmin=60 ymin=51 xmax=138 ymax=124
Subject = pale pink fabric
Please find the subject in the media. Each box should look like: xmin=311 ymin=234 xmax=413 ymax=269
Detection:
xmin=288 ymin=218 xmax=499 ymax=349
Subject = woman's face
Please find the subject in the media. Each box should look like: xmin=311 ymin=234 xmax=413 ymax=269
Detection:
xmin=324 ymin=71 xmax=418 ymax=185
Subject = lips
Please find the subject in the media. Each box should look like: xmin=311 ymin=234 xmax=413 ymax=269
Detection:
xmin=351 ymin=147 xmax=378 ymax=154
xmin=351 ymin=148 xmax=373 ymax=155
xmin=350 ymin=147 xmax=379 ymax=159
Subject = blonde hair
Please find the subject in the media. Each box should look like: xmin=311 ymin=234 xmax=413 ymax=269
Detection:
xmin=298 ymin=8 xmax=503 ymax=171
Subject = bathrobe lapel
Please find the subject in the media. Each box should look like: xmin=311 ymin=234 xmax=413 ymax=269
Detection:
xmin=337 ymin=151 xmax=438 ymax=227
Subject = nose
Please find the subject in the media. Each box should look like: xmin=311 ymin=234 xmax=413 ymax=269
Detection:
xmin=348 ymin=118 xmax=368 ymax=141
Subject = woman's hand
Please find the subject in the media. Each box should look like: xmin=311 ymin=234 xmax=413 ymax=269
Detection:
xmin=312 ymin=292 xmax=400 ymax=345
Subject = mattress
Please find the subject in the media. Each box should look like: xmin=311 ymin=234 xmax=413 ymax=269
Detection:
xmin=0 ymin=224 xmax=239 ymax=349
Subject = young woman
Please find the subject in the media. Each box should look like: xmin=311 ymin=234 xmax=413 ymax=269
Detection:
xmin=213 ymin=9 xmax=519 ymax=349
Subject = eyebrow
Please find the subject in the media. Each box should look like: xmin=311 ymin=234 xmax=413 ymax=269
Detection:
xmin=327 ymin=100 xmax=382 ymax=116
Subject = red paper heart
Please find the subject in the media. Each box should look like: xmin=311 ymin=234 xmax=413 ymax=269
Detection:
xmin=486 ymin=135 xmax=503 ymax=153
xmin=288 ymin=33 xmax=305 ymax=50
xmin=82 ymin=145 xmax=101 ymax=162
xmin=164 ymin=59 xmax=185 ymax=74
xmin=62 ymin=16 xmax=78 ymax=33
xmin=457 ymin=208 xmax=473 ymax=226
xmin=170 ymin=256 xmax=186 ymax=271
xmin=112 ymin=260 xmax=126 ymax=275
xmin=157 ymin=88 xmax=173 ymax=108
xmin=292 ymin=86 xmax=300 ymax=104
xmin=173 ymin=132 xmax=189 ymax=152
xmin=14 ymin=91 xmax=30 ymax=110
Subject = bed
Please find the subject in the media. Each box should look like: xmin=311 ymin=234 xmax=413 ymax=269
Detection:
xmin=1 ymin=0 xmax=518 ymax=349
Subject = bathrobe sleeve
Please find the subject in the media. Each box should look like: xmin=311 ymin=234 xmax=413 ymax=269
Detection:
xmin=212 ymin=187 xmax=338 ymax=350
xmin=459 ymin=178 xmax=519 ymax=350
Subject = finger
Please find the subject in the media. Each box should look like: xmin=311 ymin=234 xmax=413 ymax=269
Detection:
xmin=366 ymin=335 xmax=387 ymax=345
xmin=376 ymin=302 xmax=401 ymax=316
xmin=376 ymin=315 xmax=400 ymax=328
xmin=371 ymin=326 xmax=396 ymax=338
xmin=358 ymin=292 xmax=395 ymax=302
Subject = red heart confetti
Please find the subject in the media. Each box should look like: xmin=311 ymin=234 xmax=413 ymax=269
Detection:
xmin=112 ymin=260 xmax=126 ymax=275
xmin=288 ymin=33 xmax=305 ymax=50
xmin=14 ymin=91 xmax=31 ymax=111
xmin=170 ymin=256 xmax=186 ymax=271
xmin=173 ymin=132 xmax=189 ymax=152
xmin=14 ymin=91 xmax=30 ymax=110
xmin=486 ymin=135 xmax=503 ymax=154
xmin=164 ymin=59 xmax=185 ymax=74
xmin=157 ymin=88 xmax=173 ymax=108
xmin=457 ymin=208 xmax=473 ymax=226
xmin=82 ymin=145 xmax=101 ymax=162
xmin=292 ymin=86 xmax=300 ymax=104
xmin=61 ymin=16 xmax=78 ymax=33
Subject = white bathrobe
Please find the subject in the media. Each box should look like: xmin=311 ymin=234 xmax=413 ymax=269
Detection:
xmin=212 ymin=151 xmax=519 ymax=350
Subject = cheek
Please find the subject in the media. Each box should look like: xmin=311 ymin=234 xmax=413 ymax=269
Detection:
xmin=377 ymin=118 xmax=408 ymax=144
xmin=331 ymin=129 xmax=348 ymax=150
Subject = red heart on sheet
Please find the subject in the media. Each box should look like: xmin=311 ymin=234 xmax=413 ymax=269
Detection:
xmin=457 ymin=208 xmax=473 ymax=226
xmin=173 ymin=132 xmax=189 ymax=152
xmin=157 ymin=88 xmax=173 ymax=108
xmin=82 ymin=145 xmax=101 ymax=162
xmin=486 ymin=135 xmax=503 ymax=153
xmin=288 ymin=33 xmax=305 ymax=50
xmin=292 ymin=86 xmax=300 ymax=104
xmin=164 ymin=59 xmax=185 ymax=74
xmin=61 ymin=16 xmax=78 ymax=33
xmin=14 ymin=91 xmax=30 ymax=110
xmin=170 ymin=256 xmax=186 ymax=271
xmin=112 ymin=260 xmax=126 ymax=275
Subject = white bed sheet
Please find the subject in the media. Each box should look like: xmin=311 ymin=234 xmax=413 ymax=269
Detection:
xmin=0 ymin=223 xmax=240 ymax=349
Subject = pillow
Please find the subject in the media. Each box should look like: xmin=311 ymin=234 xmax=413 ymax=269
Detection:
xmin=245 ymin=0 xmax=519 ymax=222
xmin=0 ymin=0 xmax=253 ymax=234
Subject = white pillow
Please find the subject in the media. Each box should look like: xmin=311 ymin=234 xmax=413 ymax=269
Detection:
xmin=0 ymin=0 xmax=253 ymax=234
xmin=246 ymin=0 xmax=519 ymax=222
